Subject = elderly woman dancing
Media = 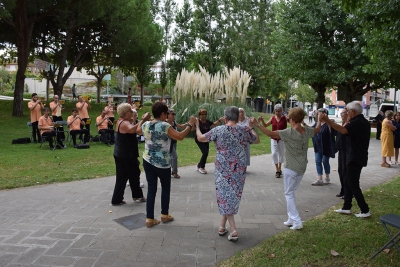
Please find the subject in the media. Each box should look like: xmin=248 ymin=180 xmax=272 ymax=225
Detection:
xmin=258 ymin=104 xmax=288 ymax=178
xmin=111 ymin=103 xmax=150 ymax=205
xmin=255 ymin=107 xmax=322 ymax=230
xmin=137 ymin=102 xmax=197 ymax=228
xmin=196 ymin=106 xmax=259 ymax=241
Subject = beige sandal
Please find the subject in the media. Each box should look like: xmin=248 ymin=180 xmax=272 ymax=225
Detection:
xmin=161 ymin=214 xmax=174 ymax=223
xmin=145 ymin=218 xmax=160 ymax=228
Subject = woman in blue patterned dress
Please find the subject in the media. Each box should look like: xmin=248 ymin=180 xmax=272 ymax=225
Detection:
xmin=137 ymin=102 xmax=197 ymax=228
xmin=195 ymin=106 xmax=259 ymax=241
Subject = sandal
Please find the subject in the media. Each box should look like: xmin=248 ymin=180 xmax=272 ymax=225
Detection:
xmin=133 ymin=197 xmax=146 ymax=202
xmin=172 ymin=173 xmax=180 ymax=179
xmin=146 ymin=218 xmax=160 ymax=228
xmin=218 ymin=227 xmax=228 ymax=236
xmin=161 ymin=214 xmax=174 ymax=223
xmin=228 ymin=230 xmax=238 ymax=242
xmin=275 ymin=171 xmax=281 ymax=178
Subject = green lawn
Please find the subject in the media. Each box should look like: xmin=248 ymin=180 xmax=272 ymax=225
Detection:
xmin=0 ymin=100 xmax=275 ymax=189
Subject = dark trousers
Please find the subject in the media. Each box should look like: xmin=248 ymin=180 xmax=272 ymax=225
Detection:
xmin=99 ymin=129 xmax=115 ymax=144
xmin=376 ymin=123 xmax=382 ymax=139
xmin=79 ymin=118 xmax=90 ymax=139
xmin=342 ymin=161 xmax=369 ymax=213
xmin=337 ymin=149 xmax=347 ymax=196
xmin=32 ymin=121 xmax=41 ymax=142
xmin=112 ymin=156 xmax=143 ymax=205
xmin=53 ymin=115 xmax=65 ymax=140
xmin=70 ymin=129 xmax=89 ymax=145
xmin=195 ymin=140 xmax=209 ymax=168
xmin=143 ymin=160 xmax=171 ymax=219
xmin=42 ymin=131 xmax=63 ymax=148
xmin=108 ymin=117 xmax=114 ymax=130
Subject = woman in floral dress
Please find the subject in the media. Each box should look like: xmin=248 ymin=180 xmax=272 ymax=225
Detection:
xmin=195 ymin=106 xmax=259 ymax=241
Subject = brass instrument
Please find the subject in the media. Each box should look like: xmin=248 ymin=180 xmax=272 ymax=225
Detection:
xmin=59 ymin=100 xmax=65 ymax=105
xmin=86 ymin=118 xmax=92 ymax=125
xmin=38 ymin=97 xmax=46 ymax=106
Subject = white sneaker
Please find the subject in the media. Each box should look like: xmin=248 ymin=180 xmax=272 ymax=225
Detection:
xmin=198 ymin=168 xmax=207 ymax=174
xmin=355 ymin=211 xmax=371 ymax=218
xmin=311 ymin=180 xmax=324 ymax=186
xmin=324 ymin=178 xmax=330 ymax=184
xmin=290 ymin=224 xmax=303 ymax=230
xmin=334 ymin=208 xmax=351 ymax=214
xmin=126 ymin=182 xmax=130 ymax=187
xmin=283 ymin=220 xmax=293 ymax=226
xmin=139 ymin=182 xmax=144 ymax=188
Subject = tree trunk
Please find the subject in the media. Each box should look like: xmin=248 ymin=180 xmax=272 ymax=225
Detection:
xmin=312 ymin=83 xmax=327 ymax=109
xmin=12 ymin=0 xmax=34 ymax=117
xmin=96 ymin=78 xmax=102 ymax=104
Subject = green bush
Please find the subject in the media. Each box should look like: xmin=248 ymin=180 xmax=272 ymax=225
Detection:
xmin=1 ymin=91 xmax=33 ymax=99
xmin=143 ymin=101 xmax=153 ymax=106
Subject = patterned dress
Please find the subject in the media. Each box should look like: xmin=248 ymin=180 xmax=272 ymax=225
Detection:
xmin=205 ymin=125 xmax=257 ymax=215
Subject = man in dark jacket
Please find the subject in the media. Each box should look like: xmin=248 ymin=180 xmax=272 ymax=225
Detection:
xmin=322 ymin=101 xmax=371 ymax=218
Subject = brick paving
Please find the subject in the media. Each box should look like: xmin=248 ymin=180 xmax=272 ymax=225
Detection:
xmin=0 ymin=138 xmax=398 ymax=266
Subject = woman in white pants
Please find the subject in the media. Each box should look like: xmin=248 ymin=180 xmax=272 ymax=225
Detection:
xmin=258 ymin=104 xmax=287 ymax=178
xmin=254 ymin=108 xmax=322 ymax=230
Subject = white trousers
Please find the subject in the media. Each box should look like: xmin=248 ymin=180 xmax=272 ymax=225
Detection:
xmin=283 ymin=168 xmax=303 ymax=226
xmin=271 ymin=139 xmax=284 ymax=164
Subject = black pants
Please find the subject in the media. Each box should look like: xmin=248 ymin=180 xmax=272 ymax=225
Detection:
xmin=99 ymin=129 xmax=115 ymax=144
xmin=70 ymin=129 xmax=89 ymax=145
xmin=376 ymin=123 xmax=382 ymax=139
xmin=112 ymin=156 xmax=143 ymax=205
xmin=337 ymin=149 xmax=347 ymax=196
xmin=342 ymin=161 xmax=369 ymax=213
xmin=79 ymin=118 xmax=90 ymax=139
xmin=108 ymin=117 xmax=114 ymax=130
xmin=53 ymin=115 xmax=65 ymax=140
xmin=32 ymin=121 xmax=41 ymax=142
xmin=42 ymin=131 xmax=63 ymax=148
xmin=195 ymin=140 xmax=209 ymax=168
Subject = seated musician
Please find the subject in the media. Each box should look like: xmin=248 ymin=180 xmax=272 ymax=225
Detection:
xmin=67 ymin=108 xmax=89 ymax=148
xmin=96 ymin=110 xmax=115 ymax=146
xmin=38 ymin=107 xmax=64 ymax=150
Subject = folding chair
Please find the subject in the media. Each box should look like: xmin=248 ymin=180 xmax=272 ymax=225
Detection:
xmin=27 ymin=122 xmax=33 ymax=141
xmin=370 ymin=214 xmax=400 ymax=260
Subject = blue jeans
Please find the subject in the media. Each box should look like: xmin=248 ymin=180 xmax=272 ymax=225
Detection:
xmin=314 ymin=152 xmax=330 ymax=176
xmin=143 ymin=160 xmax=171 ymax=219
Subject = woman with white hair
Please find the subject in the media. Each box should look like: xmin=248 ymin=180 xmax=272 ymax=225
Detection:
xmin=238 ymin=108 xmax=251 ymax=165
xmin=258 ymin=104 xmax=288 ymax=178
xmin=196 ymin=106 xmax=260 ymax=241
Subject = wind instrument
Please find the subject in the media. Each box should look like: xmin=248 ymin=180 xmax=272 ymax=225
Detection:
xmin=59 ymin=100 xmax=65 ymax=105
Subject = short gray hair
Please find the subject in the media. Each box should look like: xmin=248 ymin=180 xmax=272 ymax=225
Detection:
xmin=117 ymin=103 xmax=132 ymax=118
xmin=274 ymin=104 xmax=283 ymax=111
xmin=346 ymin=101 xmax=362 ymax=114
xmin=385 ymin=110 xmax=394 ymax=119
xmin=224 ymin=106 xmax=239 ymax=122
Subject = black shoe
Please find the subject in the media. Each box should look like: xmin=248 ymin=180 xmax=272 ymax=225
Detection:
xmin=336 ymin=194 xmax=343 ymax=197
xmin=33 ymin=140 xmax=37 ymax=144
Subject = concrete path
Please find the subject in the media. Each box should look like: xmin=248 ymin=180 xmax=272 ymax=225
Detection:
xmin=0 ymin=139 xmax=398 ymax=267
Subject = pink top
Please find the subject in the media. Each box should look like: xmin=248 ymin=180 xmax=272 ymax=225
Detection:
xmin=38 ymin=116 xmax=54 ymax=135
xmin=28 ymin=100 xmax=42 ymax=122
xmin=76 ymin=102 xmax=89 ymax=119
xmin=96 ymin=115 xmax=109 ymax=131
xmin=67 ymin=115 xmax=82 ymax=131
xmin=49 ymin=101 xmax=61 ymax=116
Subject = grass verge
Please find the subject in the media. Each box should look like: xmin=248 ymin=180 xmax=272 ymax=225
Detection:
xmin=218 ymin=177 xmax=400 ymax=266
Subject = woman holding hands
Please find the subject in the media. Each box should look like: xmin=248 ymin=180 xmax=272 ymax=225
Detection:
xmin=196 ymin=106 xmax=259 ymax=241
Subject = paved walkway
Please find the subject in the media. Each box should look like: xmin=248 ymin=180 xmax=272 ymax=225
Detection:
xmin=0 ymin=139 xmax=398 ymax=267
